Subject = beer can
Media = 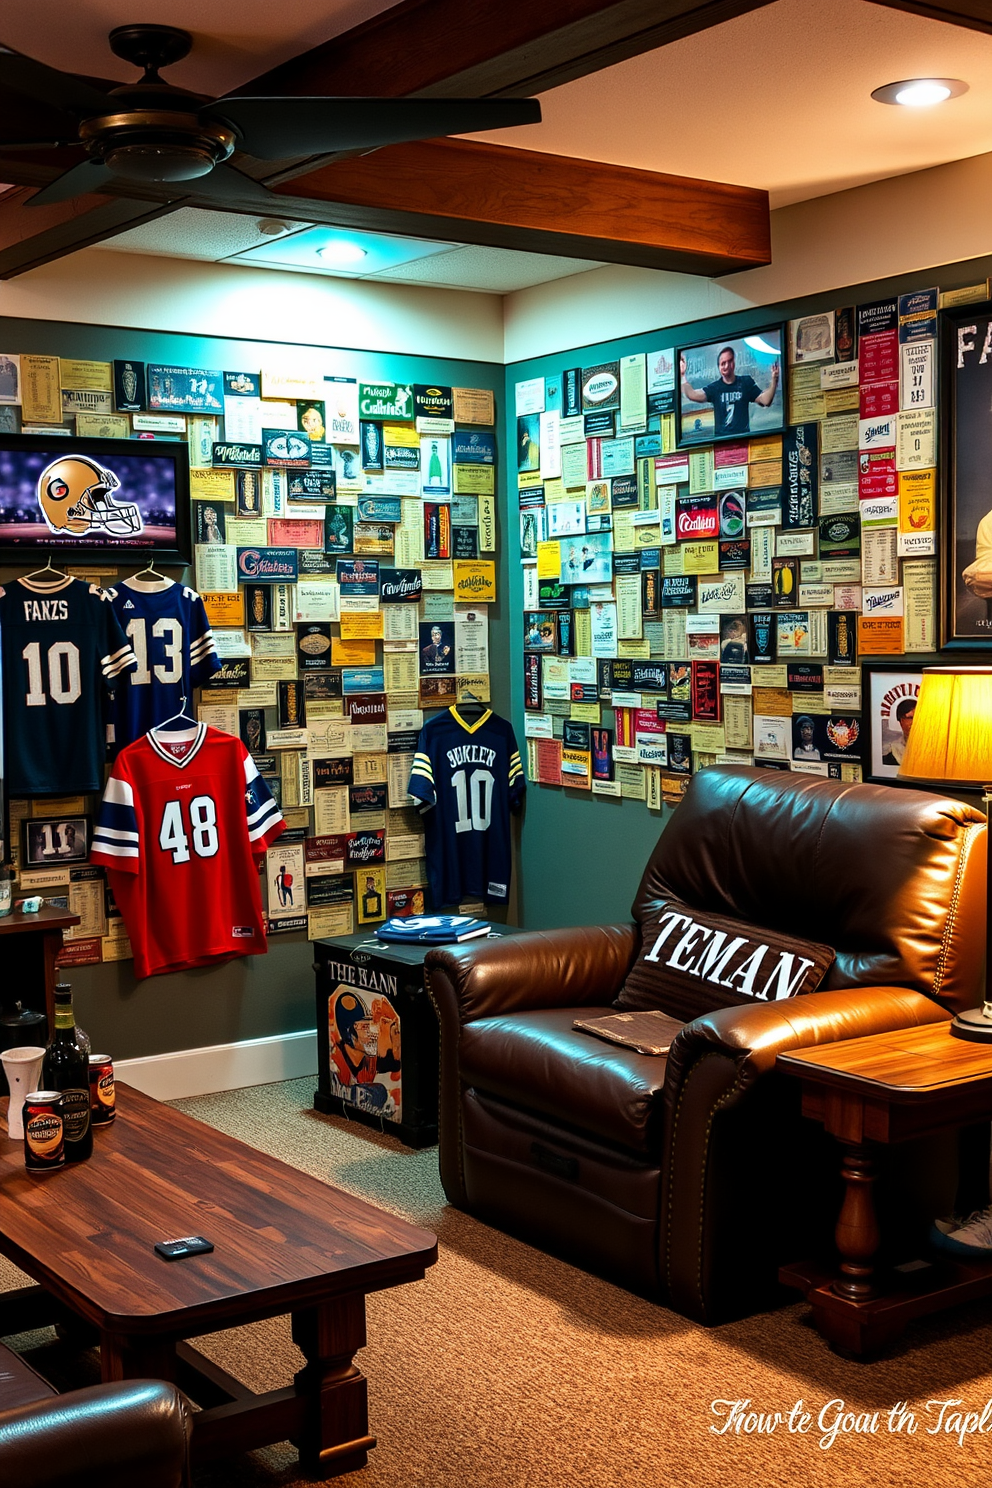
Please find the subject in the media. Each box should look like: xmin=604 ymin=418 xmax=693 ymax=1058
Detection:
xmin=88 ymin=1055 xmax=116 ymax=1126
xmin=23 ymin=1091 xmax=65 ymax=1173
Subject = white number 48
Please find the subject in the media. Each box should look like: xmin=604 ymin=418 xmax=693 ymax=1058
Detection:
xmin=158 ymin=795 xmax=219 ymax=863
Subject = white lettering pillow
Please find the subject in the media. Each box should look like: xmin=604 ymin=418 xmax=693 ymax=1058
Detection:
xmin=616 ymin=898 xmax=835 ymax=1018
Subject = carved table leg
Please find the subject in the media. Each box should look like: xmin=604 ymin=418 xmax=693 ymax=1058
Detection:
xmin=833 ymin=1141 xmax=880 ymax=1301
xmin=292 ymin=1294 xmax=376 ymax=1479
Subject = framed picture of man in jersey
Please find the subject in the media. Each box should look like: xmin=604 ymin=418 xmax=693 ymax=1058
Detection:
xmin=676 ymin=325 xmax=785 ymax=446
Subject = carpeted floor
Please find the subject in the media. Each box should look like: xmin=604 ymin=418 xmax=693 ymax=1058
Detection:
xmin=4 ymin=1076 xmax=992 ymax=1486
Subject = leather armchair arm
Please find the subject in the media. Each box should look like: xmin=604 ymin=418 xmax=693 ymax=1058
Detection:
xmin=426 ymin=924 xmax=639 ymax=1025
xmin=661 ymin=986 xmax=951 ymax=1324
xmin=0 ymin=1380 xmax=192 ymax=1488
xmin=666 ymin=984 xmax=951 ymax=1093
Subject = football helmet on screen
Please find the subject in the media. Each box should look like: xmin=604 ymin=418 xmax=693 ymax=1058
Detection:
xmin=37 ymin=454 xmax=142 ymax=535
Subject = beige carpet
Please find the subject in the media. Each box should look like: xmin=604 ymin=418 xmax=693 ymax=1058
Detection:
xmin=4 ymin=1076 xmax=992 ymax=1486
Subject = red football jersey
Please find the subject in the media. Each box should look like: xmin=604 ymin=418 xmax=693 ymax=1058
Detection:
xmin=91 ymin=723 xmax=284 ymax=979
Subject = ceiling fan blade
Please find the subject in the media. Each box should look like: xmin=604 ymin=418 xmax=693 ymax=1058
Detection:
xmin=0 ymin=44 xmax=112 ymax=114
xmin=0 ymin=138 xmax=67 ymax=150
xmin=204 ymin=96 xmax=542 ymax=160
xmin=186 ymin=162 xmax=276 ymax=206
xmin=28 ymin=159 xmax=115 ymax=207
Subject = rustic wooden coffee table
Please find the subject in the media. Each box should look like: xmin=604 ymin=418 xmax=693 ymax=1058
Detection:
xmin=777 ymin=1020 xmax=992 ymax=1356
xmin=0 ymin=1083 xmax=437 ymax=1478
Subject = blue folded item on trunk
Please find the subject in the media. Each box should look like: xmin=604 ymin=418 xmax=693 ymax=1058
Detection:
xmin=375 ymin=915 xmax=492 ymax=944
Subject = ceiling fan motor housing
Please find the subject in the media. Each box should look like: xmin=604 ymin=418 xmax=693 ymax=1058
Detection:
xmin=78 ymin=108 xmax=236 ymax=183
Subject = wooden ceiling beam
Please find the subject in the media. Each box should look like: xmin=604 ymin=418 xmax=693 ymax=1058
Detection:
xmin=244 ymin=0 xmax=776 ymax=101
xmin=864 ymin=0 xmax=992 ymax=34
xmin=0 ymin=184 xmax=176 ymax=279
xmin=0 ymin=0 xmax=775 ymax=276
xmin=268 ymin=138 xmax=771 ymax=274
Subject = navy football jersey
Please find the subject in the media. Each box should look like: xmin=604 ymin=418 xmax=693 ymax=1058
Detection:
xmin=0 ymin=575 xmax=136 ymax=795
xmin=408 ymin=707 xmax=524 ymax=906
xmin=105 ymin=578 xmax=220 ymax=749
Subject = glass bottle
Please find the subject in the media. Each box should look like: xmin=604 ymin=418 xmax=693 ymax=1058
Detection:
xmin=41 ymin=983 xmax=92 ymax=1163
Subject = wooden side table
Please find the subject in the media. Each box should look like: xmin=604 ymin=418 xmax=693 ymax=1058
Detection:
xmin=777 ymin=1020 xmax=992 ymax=1356
xmin=0 ymin=905 xmax=81 ymax=1038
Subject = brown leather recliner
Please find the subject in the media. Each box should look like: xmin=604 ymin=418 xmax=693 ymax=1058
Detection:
xmin=0 ymin=1340 xmax=192 ymax=1488
xmin=427 ymin=764 xmax=988 ymax=1324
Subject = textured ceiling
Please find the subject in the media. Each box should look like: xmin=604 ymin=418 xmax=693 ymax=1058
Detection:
xmin=0 ymin=0 xmax=398 ymax=97
xmin=468 ymin=0 xmax=992 ymax=209
xmin=372 ymin=245 xmax=604 ymax=293
xmin=7 ymin=0 xmax=992 ymax=287
xmin=93 ymin=209 xmax=313 ymax=260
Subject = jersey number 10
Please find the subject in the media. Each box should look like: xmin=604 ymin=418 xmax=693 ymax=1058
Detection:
xmin=451 ymin=768 xmax=493 ymax=834
xmin=159 ymin=795 xmax=219 ymax=863
xmin=23 ymin=641 xmax=81 ymax=707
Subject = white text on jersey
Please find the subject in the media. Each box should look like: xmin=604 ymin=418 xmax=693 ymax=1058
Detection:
xmin=445 ymin=744 xmax=496 ymax=769
xmin=22 ymin=599 xmax=69 ymax=622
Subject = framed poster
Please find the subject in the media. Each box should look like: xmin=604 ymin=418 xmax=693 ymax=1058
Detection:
xmin=861 ymin=655 xmax=985 ymax=789
xmin=676 ymin=325 xmax=785 ymax=446
xmin=942 ymin=301 xmax=992 ymax=647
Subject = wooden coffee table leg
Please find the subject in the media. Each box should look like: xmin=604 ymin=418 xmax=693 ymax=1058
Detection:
xmin=101 ymin=1329 xmax=178 ymax=1384
xmin=833 ymin=1141 xmax=880 ymax=1302
xmin=292 ymin=1294 xmax=376 ymax=1479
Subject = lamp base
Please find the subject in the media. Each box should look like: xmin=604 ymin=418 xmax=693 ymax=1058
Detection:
xmin=950 ymin=1008 xmax=992 ymax=1042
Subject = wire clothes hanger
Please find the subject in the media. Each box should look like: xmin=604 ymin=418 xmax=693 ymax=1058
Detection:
xmin=130 ymin=557 xmax=171 ymax=583
xmin=152 ymin=694 xmax=198 ymax=734
xmin=21 ymin=552 xmax=68 ymax=583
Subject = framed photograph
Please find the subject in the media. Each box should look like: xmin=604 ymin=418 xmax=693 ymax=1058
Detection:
xmin=861 ymin=656 xmax=986 ymax=789
xmin=676 ymin=325 xmax=785 ymax=446
xmin=942 ymin=301 xmax=992 ymax=646
xmin=22 ymin=815 xmax=91 ymax=866
xmin=419 ymin=621 xmax=455 ymax=676
xmin=147 ymin=364 xmax=223 ymax=413
xmin=558 ymin=532 xmax=613 ymax=585
xmin=297 ymin=400 xmax=326 ymax=443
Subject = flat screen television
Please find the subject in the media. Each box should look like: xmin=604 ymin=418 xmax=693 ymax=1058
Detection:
xmin=0 ymin=434 xmax=191 ymax=564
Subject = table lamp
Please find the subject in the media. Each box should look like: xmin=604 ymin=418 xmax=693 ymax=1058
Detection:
xmin=899 ymin=666 xmax=992 ymax=1041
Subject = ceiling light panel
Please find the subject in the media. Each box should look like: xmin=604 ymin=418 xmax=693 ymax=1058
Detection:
xmin=227 ymin=226 xmax=460 ymax=276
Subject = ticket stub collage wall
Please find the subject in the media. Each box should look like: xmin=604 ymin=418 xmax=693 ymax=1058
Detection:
xmin=517 ymin=292 xmax=959 ymax=804
xmin=0 ymin=356 xmax=511 ymax=994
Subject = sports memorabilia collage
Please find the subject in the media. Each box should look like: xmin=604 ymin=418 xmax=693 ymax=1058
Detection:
xmin=0 ymin=354 xmax=501 ymax=973
xmin=517 ymin=289 xmax=953 ymax=803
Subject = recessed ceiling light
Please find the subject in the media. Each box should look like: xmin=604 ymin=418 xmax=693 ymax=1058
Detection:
xmin=871 ymin=77 xmax=968 ymax=108
xmin=317 ymin=241 xmax=368 ymax=264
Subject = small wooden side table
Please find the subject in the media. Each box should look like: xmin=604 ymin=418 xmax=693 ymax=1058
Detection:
xmin=0 ymin=905 xmax=81 ymax=1037
xmin=777 ymin=1020 xmax=992 ymax=1356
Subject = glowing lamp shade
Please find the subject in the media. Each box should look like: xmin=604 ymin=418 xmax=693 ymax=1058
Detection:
xmin=899 ymin=667 xmax=992 ymax=786
xmin=901 ymin=667 xmax=992 ymax=1042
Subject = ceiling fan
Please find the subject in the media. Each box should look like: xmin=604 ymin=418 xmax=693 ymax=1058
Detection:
xmin=0 ymin=24 xmax=542 ymax=208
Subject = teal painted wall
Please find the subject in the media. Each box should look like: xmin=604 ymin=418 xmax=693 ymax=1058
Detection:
xmin=504 ymin=251 xmax=992 ymax=931
xmin=0 ymin=315 xmax=505 ymax=1058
